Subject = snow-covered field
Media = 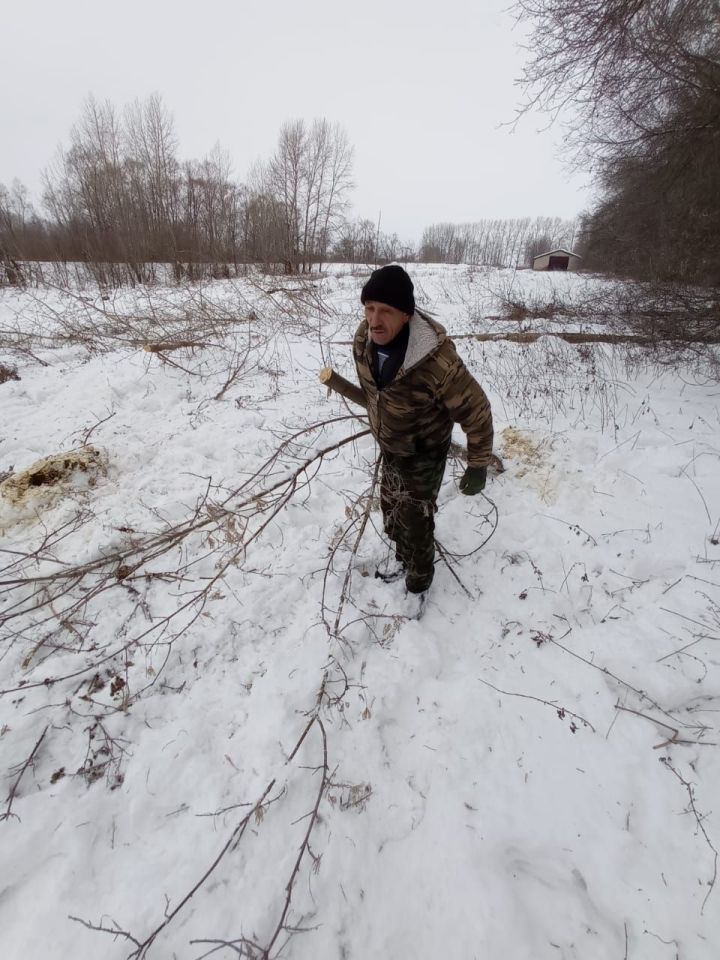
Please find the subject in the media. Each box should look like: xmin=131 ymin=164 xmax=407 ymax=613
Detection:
xmin=1 ymin=266 xmax=719 ymax=959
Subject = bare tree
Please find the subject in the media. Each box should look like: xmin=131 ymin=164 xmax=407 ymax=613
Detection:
xmin=514 ymin=0 xmax=720 ymax=282
xmin=257 ymin=118 xmax=354 ymax=273
xmin=314 ymin=121 xmax=354 ymax=272
xmin=14 ymin=100 xmax=354 ymax=282
xmin=0 ymin=180 xmax=37 ymax=283
xmin=124 ymin=94 xmax=181 ymax=261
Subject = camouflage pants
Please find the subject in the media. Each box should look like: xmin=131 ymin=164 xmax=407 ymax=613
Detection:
xmin=380 ymin=443 xmax=449 ymax=586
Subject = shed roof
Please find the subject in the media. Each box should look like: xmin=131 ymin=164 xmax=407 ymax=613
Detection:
xmin=532 ymin=248 xmax=582 ymax=261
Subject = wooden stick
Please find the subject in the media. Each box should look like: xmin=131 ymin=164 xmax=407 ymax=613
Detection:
xmin=143 ymin=340 xmax=209 ymax=353
xmin=455 ymin=331 xmax=657 ymax=345
xmin=319 ymin=367 xmax=367 ymax=408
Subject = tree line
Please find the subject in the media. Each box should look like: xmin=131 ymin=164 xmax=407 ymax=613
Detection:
xmin=516 ymin=0 xmax=720 ymax=285
xmin=0 ymin=96 xmax=419 ymax=283
xmin=419 ymin=217 xmax=578 ymax=268
xmin=1 ymin=94 xmax=582 ymax=286
xmin=1 ymin=96 xmax=358 ymax=284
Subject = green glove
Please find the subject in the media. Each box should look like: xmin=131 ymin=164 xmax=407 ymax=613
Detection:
xmin=459 ymin=466 xmax=487 ymax=496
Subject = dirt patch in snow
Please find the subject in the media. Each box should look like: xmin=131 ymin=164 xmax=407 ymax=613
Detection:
xmin=0 ymin=362 xmax=21 ymax=384
xmin=0 ymin=446 xmax=105 ymax=507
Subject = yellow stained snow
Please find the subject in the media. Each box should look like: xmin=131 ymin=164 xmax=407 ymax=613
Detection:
xmin=0 ymin=446 xmax=105 ymax=508
xmin=500 ymin=426 xmax=558 ymax=503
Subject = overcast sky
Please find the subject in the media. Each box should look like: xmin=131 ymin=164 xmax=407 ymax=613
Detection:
xmin=1 ymin=0 xmax=591 ymax=242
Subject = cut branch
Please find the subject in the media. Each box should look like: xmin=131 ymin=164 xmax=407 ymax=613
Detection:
xmin=143 ymin=340 xmax=210 ymax=353
xmin=319 ymin=367 xmax=367 ymax=407
xmin=454 ymin=331 xmax=720 ymax=346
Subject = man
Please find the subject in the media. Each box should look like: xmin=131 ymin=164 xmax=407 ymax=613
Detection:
xmin=353 ymin=264 xmax=494 ymax=595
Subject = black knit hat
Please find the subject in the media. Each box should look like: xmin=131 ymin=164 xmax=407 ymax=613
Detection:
xmin=360 ymin=264 xmax=415 ymax=316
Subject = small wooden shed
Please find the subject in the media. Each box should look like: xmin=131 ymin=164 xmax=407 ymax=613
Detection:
xmin=532 ymin=248 xmax=582 ymax=271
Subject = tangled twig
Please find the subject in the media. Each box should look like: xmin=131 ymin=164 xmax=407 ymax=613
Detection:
xmin=660 ymin=758 xmax=718 ymax=913
xmin=0 ymin=724 xmax=49 ymax=823
xmin=478 ymin=677 xmax=595 ymax=733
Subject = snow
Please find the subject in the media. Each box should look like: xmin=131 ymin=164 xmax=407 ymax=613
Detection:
xmin=1 ymin=265 xmax=719 ymax=959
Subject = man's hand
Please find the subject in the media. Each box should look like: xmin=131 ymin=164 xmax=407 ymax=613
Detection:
xmin=459 ymin=466 xmax=487 ymax=496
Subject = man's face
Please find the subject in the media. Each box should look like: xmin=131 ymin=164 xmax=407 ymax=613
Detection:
xmin=364 ymin=301 xmax=410 ymax=345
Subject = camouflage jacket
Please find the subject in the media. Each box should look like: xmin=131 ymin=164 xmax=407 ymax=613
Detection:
xmin=353 ymin=311 xmax=494 ymax=468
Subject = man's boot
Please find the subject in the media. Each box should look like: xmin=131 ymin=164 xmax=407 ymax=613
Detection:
xmin=375 ymin=548 xmax=405 ymax=583
xmin=405 ymin=565 xmax=434 ymax=594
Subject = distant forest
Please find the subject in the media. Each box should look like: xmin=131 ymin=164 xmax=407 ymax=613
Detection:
xmin=2 ymin=0 xmax=717 ymax=286
xmin=0 ymin=95 xmax=575 ymax=285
